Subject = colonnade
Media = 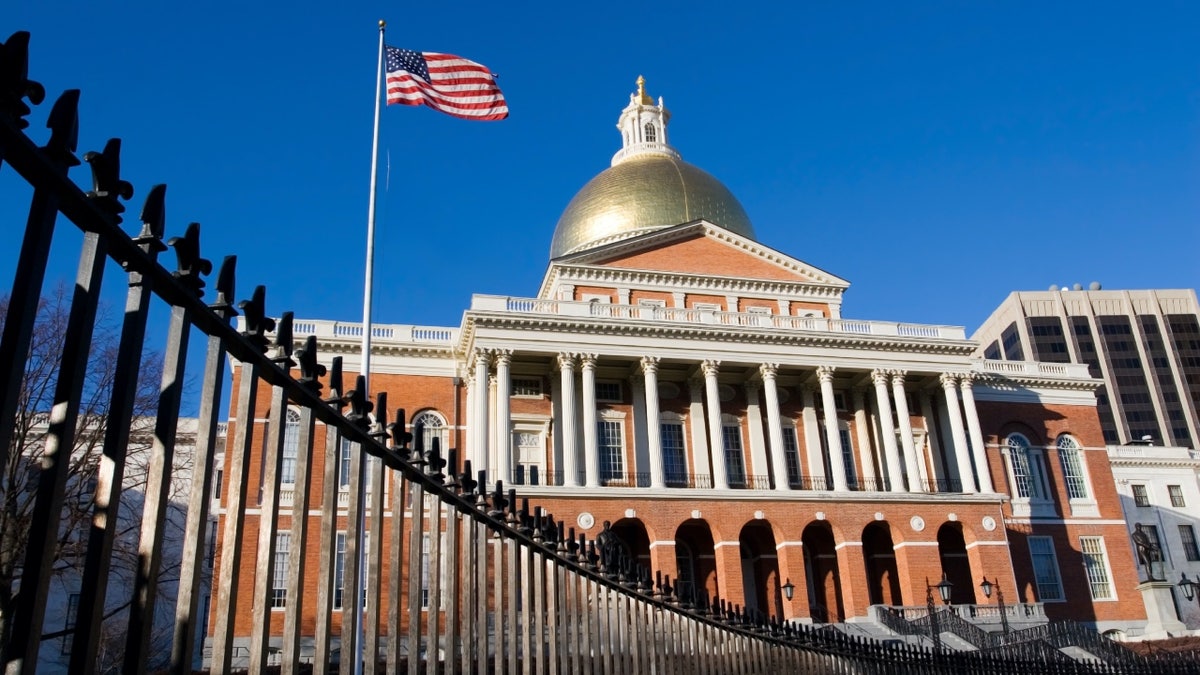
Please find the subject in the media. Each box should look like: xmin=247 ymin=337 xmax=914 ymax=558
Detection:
xmin=463 ymin=349 xmax=993 ymax=494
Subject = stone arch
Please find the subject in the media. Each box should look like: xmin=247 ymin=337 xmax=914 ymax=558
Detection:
xmin=862 ymin=521 xmax=901 ymax=606
xmin=801 ymin=521 xmax=844 ymax=623
xmin=739 ymin=520 xmax=782 ymax=621
xmin=936 ymin=522 xmax=977 ymax=605
xmin=675 ymin=519 xmax=717 ymax=604
xmin=996 ymin=420 xmax=1045 ymax=447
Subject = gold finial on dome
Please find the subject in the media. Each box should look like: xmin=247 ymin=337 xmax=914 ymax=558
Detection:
xmin=636 ymin=75 xmax=653 ymax=105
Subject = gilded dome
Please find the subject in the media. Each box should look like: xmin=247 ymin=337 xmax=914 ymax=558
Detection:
xmin=549 ymin=153 xmax=756 ymax=259
xmin=549 ymin=78 xmax=756 ymax=259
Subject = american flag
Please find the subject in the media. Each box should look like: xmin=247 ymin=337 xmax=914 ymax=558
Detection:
xmin=385 ymin=47 xmax=508 ymax=121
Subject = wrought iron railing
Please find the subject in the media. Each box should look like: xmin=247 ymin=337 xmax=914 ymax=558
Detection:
xmin=922 ymin=478 xmax=964 ymax=493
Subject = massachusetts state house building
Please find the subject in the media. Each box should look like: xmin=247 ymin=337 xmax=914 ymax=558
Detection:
xmin=219 ymin=78 xmax=1148 ymax=641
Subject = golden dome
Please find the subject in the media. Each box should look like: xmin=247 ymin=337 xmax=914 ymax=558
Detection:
xmin=549 ymin=152 xmax=756 ymax=258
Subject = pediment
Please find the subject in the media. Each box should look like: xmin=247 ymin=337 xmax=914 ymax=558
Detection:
xmin=551 ymin=220 xmax=849 ymax=287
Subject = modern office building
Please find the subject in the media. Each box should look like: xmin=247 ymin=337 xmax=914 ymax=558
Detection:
xmin=973 ymin=288 xmax=1200 ymax=449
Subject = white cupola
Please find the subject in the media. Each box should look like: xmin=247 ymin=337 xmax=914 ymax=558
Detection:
xmin=611 ymin=76 xmax=679 ymax=166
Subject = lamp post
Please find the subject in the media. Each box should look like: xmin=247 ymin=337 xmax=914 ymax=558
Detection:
xmin=979 ymin=576 xmax=1010 ymax=638
xmin=926 ymin=574 xmax=953 ymax=652
xmin=781 ymin=577 xmax=795 ymax=621
xmin=1178 ymin=573 xmax=1198 ymax=603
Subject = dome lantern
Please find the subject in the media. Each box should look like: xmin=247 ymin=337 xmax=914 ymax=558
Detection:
xmin=612 ymin=75 xmax=677 ymax=166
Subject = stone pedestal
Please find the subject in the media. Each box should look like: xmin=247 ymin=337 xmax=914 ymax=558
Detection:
xmin=1137 ymin=580 xmax=1187 ymax=638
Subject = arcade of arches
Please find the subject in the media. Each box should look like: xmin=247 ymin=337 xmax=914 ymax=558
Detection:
xmin=591 ymin=510 xmax=993 ymax=623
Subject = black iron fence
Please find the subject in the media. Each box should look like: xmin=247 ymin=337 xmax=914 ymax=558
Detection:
xmin=3 ymin=28 xmax=1199 ymax=675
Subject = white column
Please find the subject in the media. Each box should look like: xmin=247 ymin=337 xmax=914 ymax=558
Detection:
xmin=580 ymin=354 xmax=600 ymax=487
xmin=800 ymin=386 xmax=823 ymax=486
xmin=464 ymin=373 xmax=477 ymax=471
xmin=687 ymin=379 xmax=711 ymax=480
xmin=558 ymin=353 xmax=579 ymax=487
xmin=494 ymin=350 xmax=512 ymax=484
xmin=487 ymin=373 xmax=497 ymax=479
xmin=745 ymin=381 xmax=769 ymax=486
xmin=642 ymin=357 xmax=665 ymax=489
xmin=918 ymin=391 xmax=947 ymax=484
xmin=817 ymin=366 xmax=848 ymax=491
xmin=940 ymin=373 xmax=976 ymax=493
xmin=891 ymin=371 xmax=922 ymax=493
xmin=760 ymin=364 xmax=790 ymax=492
xmin=871 ymin=369 xmax=904 ymax=493
xmin=702 ymin=360 xmax=729 ymax=490
xmin=959 ymin=374 xmax=994 ymax=493
xmin=473 ymin=349 xmax=490 ymax=480
xmin=851 ymin=389 xmax=877 ymax=489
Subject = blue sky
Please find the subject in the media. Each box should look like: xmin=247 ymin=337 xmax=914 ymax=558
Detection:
xmin=3 ymin=1 xmax=1198 ymax=341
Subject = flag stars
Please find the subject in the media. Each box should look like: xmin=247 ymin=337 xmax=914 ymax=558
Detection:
xmin=386 ymin=47 xmax=430 ymax=81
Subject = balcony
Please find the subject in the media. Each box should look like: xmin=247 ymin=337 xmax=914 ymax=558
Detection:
xmin=470 ymin=295 xmax=967 ymax=340
xmin=288 ymin=318 xmax=458 ymax=346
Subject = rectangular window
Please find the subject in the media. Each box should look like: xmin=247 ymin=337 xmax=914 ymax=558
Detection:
xmin=638 ymin=299 xmax=667 ymax=308
xmin=782 ymin=427 xmax=802 ymax=486
xmin=661 ymin=422 xmax=688 ymax=486
xmin=722 ymin=424 xmax=747 ymax=486
xmin=511 ymin=378 xmax=543 ymax=397
xmin=281 ymin=412 xmax=299 ymax=484
xmin=597 ymin=420 xmax=624 ymax=482
xmin=272 ymin=532 xmax=290 ymax=608
xmin=1180 ymin=525 xmax=1200 ymax=562
xmin=338 ymin=438 xmax=353 ymax=489
xmin=334 ymin=531 xmax=346 ymax=609
xmin=421 ymin=533 xmax=431 ymax=608
xmin=1080 ymin=537 xmax=1114 ymax=600
xmin=839 ymin=427 xmax=857 ymax=485
xmin=1132 ymin=484 xmax=1150 ymax=507
xmin=595 ymin=382 xmax=622 ymax=402
xmin=1028 ymin=536 xmax=1064 ymax=601
xmin=213 ymin=468 xmax=223 ymax=500
xmin=1169 ymin=485 xmax=1186 ymax=507
xmin=693 ymin=302 xmax=722 ymax=312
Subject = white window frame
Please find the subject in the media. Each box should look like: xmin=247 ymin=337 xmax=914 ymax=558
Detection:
xmin=271 ymin=532 xmax=291 ymax=609
xmin=1080 ymin=536 xmax=1116 ymax=601
xmin=721 ymin=414 xmax=747 ymax=487
xmin=412 ymin=410 xmax=448 ymax=454
xmin=597 ymin=411 xmax=626 ymax=483
xmin=693 ymin=302 xmax=722 ymax=312
xmin=281 ymin=407 xmax=301 ymax=485
xmin=1027 ymin=536 xmax=1065 ymax=602
xmin=1056 ymin=434 xmax=1098 ymax=516
xmin=511 ymin=377 xmax=544 ymax=398
xmin=781 ymin=424 xmax=802 ymax=487
xmin=1003 ymin=433 xmax=1053 ymax=517
xmin=660 ymin=412 xmax=689 ymax=486
xmin=595 ymin=381 xmax=622 ymax=403
xmin=333 ymin=531 xmax=347 ymax=609
xmin=511 ymin=420 xmax=548 ymax=486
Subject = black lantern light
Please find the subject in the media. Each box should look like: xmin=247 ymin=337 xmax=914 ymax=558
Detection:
xmin=781 ymin=578 xmax=795 ymax=601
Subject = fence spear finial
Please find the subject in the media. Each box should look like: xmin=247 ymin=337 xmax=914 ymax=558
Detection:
xmin=0 ymin=31 xmax=45 ymax=129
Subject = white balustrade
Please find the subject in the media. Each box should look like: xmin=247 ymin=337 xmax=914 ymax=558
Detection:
xmin=469 ymin=295 xmax=966 ymax=339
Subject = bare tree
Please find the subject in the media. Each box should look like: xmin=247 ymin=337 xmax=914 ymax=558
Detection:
xmin=0 ymin=286 xmax=195 ymax=672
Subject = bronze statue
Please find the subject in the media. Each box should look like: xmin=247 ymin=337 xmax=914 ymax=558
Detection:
xmin=1132 ymin=523 xmax=1162 ymax=581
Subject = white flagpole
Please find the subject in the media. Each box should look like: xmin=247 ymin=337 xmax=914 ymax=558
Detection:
xmin=354 ymin=18 xmax=386 ymax=675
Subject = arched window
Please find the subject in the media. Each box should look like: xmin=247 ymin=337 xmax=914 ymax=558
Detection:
xmin=412 ymin=411 xmax=447 ymax=453
xmin=281 ymin=408 xmax=301 ymax=484
xmin=643 ymin=122 xmax=657 ymax=143
xmin=1006 ymin=433 xmax=1041 ymax=499
xmin=1057 ymin=434 xmax=1088 ymax=499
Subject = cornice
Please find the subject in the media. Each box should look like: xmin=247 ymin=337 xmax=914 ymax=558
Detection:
xmin=465 ymin=311 xmax=977 ymax=357
xmin=971 ymin=372 xmax=1102 ymax=393
xmin=549 ymin=264 xmax=846 ymax=300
